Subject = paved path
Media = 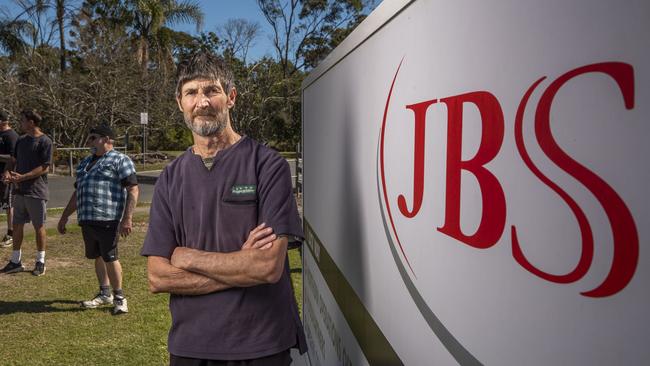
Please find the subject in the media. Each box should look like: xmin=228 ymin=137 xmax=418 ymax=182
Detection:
xmin=47 ymin=172 xmax=158 ymax=209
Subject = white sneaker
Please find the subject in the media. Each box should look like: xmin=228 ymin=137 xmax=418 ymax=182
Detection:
xmin=81 ymin=293 xmax=114 ymax=308
xmin=112 ymin=297 xmax=128 ymax=315
xmin=0 ymin=235 xmax=12 ymax=248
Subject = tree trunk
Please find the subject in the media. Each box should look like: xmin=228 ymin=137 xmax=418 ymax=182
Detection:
xmin=139 ymin=36 xmax=149 ymax=74
xmin=56 ymin=0 xmax=66 ymax=72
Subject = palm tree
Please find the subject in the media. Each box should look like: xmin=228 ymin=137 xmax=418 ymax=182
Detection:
xmin=126 ymin=0 xmax=203 ymax=72
xmin=55 ymin=0 xmax=65 ymax=71
xmin=0 ymin=18 xmax=31 ymax=57
xmin=7 ymin=0 xmax=75 ymax=70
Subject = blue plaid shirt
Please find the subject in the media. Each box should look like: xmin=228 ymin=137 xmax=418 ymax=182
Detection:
xmin=75 ymin=149 xmax=136 ymax=222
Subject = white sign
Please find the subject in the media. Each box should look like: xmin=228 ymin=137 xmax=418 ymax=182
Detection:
xmin=302 ymin=0 xmax=649 ymax=365
xmin=140 ymin=112 xmax=148 ymax=125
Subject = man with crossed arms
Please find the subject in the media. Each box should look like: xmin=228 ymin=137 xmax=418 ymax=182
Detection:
xmin=142 ymin=52 xmax=306 ymax=365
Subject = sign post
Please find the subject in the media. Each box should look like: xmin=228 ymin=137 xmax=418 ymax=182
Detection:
xmin=140 ymin=112 xmax=148 ymax=169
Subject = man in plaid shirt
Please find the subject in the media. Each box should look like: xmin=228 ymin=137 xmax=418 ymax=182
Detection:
xmin=57 ymin=124 xmax=139 ymax=315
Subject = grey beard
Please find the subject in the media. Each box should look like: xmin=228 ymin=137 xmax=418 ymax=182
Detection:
xmin=185 ymin=114 xmax=228 ymax=137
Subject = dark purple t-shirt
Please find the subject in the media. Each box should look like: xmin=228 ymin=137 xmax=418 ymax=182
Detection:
xmin=141 ymin=136 xmax=306 ymax=360
xmin=13 ymin=134 xmax=52 ymax=200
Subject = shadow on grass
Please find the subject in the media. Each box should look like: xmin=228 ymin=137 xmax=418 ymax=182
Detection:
xmin=0 ymin=299 xmax=85 ymax=315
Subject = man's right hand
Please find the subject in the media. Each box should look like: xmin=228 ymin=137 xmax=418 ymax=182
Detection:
xmin=57 ymin=216 xmax=68 ymax=234
xmin=242 ymin=223 xmax=276 ymax=250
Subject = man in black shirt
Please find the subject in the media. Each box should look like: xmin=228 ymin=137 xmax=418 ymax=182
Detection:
xmin=141 ymin=52 xmax=306 ymax=365
xmin=0 ymin=111 xmax=19 ymax=247
xmin=0 ymin=110 xmax=52 ymax=276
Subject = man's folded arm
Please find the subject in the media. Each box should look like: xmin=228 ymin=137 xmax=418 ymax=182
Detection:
xmin=147 ymin=256 xmax=232 ymax=295
xmin=171 ymin=236 xmax=289 ymax=287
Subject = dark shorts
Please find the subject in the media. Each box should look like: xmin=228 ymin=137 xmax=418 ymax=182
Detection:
xmin=81 ymin=222 xmax=120 ymax=262
xmin=169 ymin=349 xmax=292 ymax=366
xmin=12 ymin=194 xmax=46 ymax=226
xmin=0 ymin=182 xmax=12 ymax=210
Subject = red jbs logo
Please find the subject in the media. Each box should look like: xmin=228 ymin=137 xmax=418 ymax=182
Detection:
xmin=380 ymin=61 xmax=638 ymax=298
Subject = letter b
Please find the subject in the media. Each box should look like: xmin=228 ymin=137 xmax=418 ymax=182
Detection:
xmin=437 ymin=92 xmax=506 ymax=249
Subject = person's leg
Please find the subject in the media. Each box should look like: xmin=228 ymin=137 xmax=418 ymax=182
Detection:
xmin=34 ymin=225 xmax=47 ymax=252
xmin=105 ymin=259 xmax=123 ymax=291
xmin=80 ymin=258 xmax=113 ymax=307
xmin=26 ymin=198 xmax=47 ymax=275
xmin=11 ymin=223 xmax=24 ymax=252
xmin=95 ymin=257 xmax=110 ymax=287
xmin=0 ymin=208 xmax=12 ymax=247
xmin=2 ymin=193 xmax=27 ymax=272
xmin=0 ymin=222 xmax=24 ymax=273
xmin=100 ymin=224 xmax=127 ymax=314
xmin=105 ymin=258 xmax=128 ymax=313
xmin=0 ymin=184 xmax=10 ymax=243
xmin=31 ymin=224 xmax=47 ymax=275
xmin=81 ymin=225 xmax=113 ymax=308
xmin=31 ymin=198 xmax=47 ymax=253
xmin=7 ymin=206 xmax=13 ymax=235
xmin=1 ymin=186 xmax=14 ymax=247
xmin=10 ymin=195 xmax=27 ymax=254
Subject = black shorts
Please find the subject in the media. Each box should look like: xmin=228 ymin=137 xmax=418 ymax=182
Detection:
xmin=0 ymin=182 xmax=12 ymax=210
xmin=169 ymin=349 xmax=292 ymax=366
xmin=81 ymin=222 xmax=120 ymax=262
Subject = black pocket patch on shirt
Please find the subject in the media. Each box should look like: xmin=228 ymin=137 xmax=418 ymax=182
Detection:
xmin=231 ymin=184 xmax=256 ymax=195
xmin=223 ymin=184 xmax=257 ymax=203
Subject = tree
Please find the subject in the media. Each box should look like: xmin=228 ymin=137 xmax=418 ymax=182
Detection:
xmin=217 ymin=18 xmax=261 ymax=64
xmin=256 ymin=0 xmax=375 ymax=76
xmin=10 ymin=0 xmax=56 ymax=55
xmin=55 ymin=0 xmax=65 ymax=71
xmin=1 ymin=0 xmax=376 ymax=153
xmin=252 ymin=0 xmax=376 ymax=150
xmin=0 ymin=18 xmax=31 ymax=56
xmin=5 ymin=0 xmax=78 ymax=70
xmin=124 ymin=0 xmax=204 ymax=73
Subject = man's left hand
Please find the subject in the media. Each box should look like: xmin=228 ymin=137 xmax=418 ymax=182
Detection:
xmin=7 ymin=171 xmax=23 ymax=183
xmin=119 ymin=218 xmax=133 ymax=237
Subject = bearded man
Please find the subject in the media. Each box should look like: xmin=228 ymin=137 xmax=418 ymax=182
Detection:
xmin=141 ymin=52 xmax=306 ymax=366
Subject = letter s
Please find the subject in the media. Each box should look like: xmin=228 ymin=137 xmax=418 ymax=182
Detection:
xmin=513 ymin=62 xmax=638 ymax=298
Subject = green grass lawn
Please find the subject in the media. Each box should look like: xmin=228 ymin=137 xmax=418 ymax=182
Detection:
xmin=0 ymin=214 xmax=303 ymax=365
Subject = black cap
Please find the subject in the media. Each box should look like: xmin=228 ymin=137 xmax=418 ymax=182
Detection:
xmin=90 ymin=124 xmax=115 ymax=139
xmin=0 ymin=111 xmax=7 ymax=122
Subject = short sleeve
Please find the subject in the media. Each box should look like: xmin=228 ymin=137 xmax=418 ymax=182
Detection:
xmin=141 ymin=170 xmax=178 ymax=258
xmin=257 ymin=154 xmax=303 ymax=247
xmin=38 ymin=137 xmax=52 ymax=166
xmin=117 ymin=155 xmax=136 ymax=180
xmin=121 ymin=173 xmax=138 ymax=187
